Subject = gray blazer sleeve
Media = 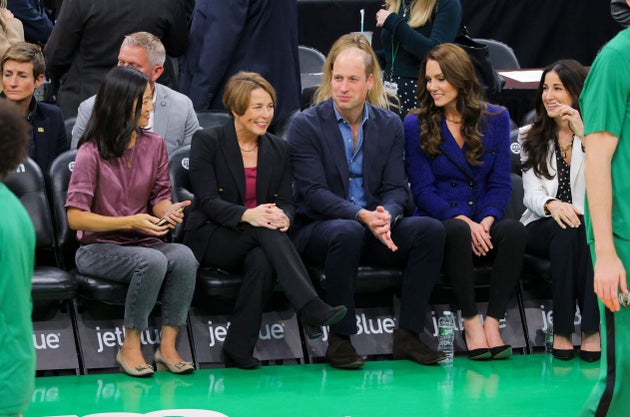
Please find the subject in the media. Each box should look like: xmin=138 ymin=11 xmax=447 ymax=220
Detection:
xmin=71 ymin=96 xmax=95 ymax=148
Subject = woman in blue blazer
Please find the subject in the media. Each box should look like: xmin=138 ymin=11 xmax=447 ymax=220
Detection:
xmin=520 ymin=60 xmax=599 ymax=362
xmin=183 ymin=72 xmax=346 ymax=369
xmin=404 ymin=43 xmax=526 ymax=360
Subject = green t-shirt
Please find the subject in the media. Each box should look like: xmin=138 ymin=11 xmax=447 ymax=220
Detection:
xmin=580 ymin=27 xmax=630 ymax=244
xmin=0 ymin=183 xmax=36 ymax=416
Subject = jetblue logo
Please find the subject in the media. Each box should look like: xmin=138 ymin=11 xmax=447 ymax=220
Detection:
xmin=208 ymin=320 xmax=286 ymax=347
xmin=95 ymin=326 xmax=161 ymax=353
xmin=33 ymin=332 xmax=60 ymax=350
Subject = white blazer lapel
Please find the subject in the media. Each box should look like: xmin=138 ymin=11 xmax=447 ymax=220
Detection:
xmin=570 ymin=135 xmax=584 ymax=188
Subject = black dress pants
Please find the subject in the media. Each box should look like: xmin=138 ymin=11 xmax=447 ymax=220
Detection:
xmin=442 ymin=218 xmax=526 ymax=320
xmin=300 ymin=216 xmax=445 ymax=336
xmin=526 ymin=216 xmax=598 ymax=334
xmin=200 ymin=224 xmax=318 ymax=358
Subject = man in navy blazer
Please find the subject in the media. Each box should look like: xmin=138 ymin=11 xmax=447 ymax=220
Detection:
xmin=288 ymin=34 xmax=446 ymax=369
xmin=179 ymin=0 xmax=301 ymax=127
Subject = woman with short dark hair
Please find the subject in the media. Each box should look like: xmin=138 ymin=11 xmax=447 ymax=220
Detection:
xmin=183 ymin=71 xmax=347 ymax=369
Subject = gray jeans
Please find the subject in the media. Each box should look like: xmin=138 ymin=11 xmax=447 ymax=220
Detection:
xmin=75 ymin=242 xmax=198 ymax=330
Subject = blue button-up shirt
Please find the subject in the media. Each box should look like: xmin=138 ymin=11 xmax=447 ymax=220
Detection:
xmin=333 ymin=103 xmax=369 ymax=209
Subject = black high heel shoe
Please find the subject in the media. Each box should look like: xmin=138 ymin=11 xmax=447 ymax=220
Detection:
xmin=552 ymin=348 xmax=575 ymax=360
xmin=579 ymin=350 xmax=601 ymax=362
xmin=462 ymin=330 xmax=492 ymax=361
xmin=489 ymin=344 xmax=512 ymax=360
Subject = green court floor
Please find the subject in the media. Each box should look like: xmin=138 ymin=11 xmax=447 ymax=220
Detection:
xmin=26 ymin=354 xmax=600 ymax=417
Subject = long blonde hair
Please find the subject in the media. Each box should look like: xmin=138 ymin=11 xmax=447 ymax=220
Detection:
xmin=384 ymin=0 xmax=438 ymax=28
xmin=313 ymin=33 xmax=390 ymax=109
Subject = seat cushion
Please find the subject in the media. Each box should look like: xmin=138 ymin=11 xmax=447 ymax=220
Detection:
xmin=31 ymin=266 xmax=77 ymax=301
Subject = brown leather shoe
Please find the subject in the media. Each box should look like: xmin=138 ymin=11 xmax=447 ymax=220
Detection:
xmin=393 ymin=328 xmax=446 ymax=365
xmin=325 ymin=333 xmax=364 ymax=369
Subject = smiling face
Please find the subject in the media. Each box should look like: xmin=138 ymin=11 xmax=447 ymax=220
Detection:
xmin=425 ymin=59 xmax=458 ymax=113
xmin=2 ymin=60 xmax=44 ymax=105
xmin=330 ymin=47 xmax=374 ymax=119
xmin=136 ymin=83 xmax=153 ymax=129
xmin=234 ymin=88 xmax=274 ymax=140
xmin=541 ymin=70 xmax=573 ymax=120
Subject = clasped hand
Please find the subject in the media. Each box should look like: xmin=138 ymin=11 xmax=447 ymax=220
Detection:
xmin=457 ymin=215 xmax=494 ymax=256
xmin=359 ymin=206 xmax=398 ymax=252
xmin=242 ymin=203 xmax=290 ymax=232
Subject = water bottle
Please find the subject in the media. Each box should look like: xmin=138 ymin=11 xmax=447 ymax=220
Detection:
xmin=544 ymin=325 xmax=554 ymax=353
xmin=437 ymin=311 xmax=456 ymax=363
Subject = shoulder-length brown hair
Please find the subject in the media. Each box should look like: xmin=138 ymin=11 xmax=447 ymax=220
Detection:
xmin=410 ymin=43 xmax=491 ymax=166
xmin=313 ymin=33 xmax=390 ymax=109
xmin=521 ymin=59 xmax=587 ymax=179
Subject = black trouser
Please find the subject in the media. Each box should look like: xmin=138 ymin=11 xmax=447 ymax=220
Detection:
xmin=200 ymin=224 xmax=318 ymax=358
xmin=526 ymin=216 xmax=598 ymax=334
xmin=300 ymin=216 xmax=445 ymax=336
xmin=442 ymin=218 xmax=526 ymax=320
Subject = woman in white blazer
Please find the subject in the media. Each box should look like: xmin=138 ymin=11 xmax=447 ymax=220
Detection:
xmin=519 ymin=59 xmax=600 ymax=362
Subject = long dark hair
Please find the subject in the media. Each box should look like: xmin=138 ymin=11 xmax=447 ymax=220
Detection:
xmin=411 ymin=43 xmax=496 ymax=166
xmin=521 ymin=59 xmax=587 ymax=179
xmin=78 ymin=66 xmax=149 ymax=158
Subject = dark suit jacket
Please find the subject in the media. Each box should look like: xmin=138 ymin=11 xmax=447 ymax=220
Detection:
xmin=7 ymin=0 xmax=53 ymax=44
xmin=287 ymin=98 xmax=409 ymax=252
xmin=179 ymin=0 xmax=301 ymax=123
xmin=15 ymin=97 xmax=67 ymax=174
xmin=43 ymin=0 xmax=188 ymax=118
xmin=183 ymin=119 xmax=295 ymax=260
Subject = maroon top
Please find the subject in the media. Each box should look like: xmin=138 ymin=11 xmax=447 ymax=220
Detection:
xmin=66 ymin=130 xmax=171 ymax=245
xmin=244 ymin=167 xmax=257 ymax=208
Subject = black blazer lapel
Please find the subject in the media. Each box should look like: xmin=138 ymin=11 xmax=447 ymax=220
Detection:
xmin=220 ymin=122 xmax=246 ymax=204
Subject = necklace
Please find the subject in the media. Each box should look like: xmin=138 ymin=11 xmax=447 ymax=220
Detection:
xmin=239 ymin=142 xmax=258 ymax=152
xmin=124 ymin=144 xmax=136 ymax=168
xmin=445 ymin=117 xmax=462 ymax=124
xmin=559 ymin=141 xmax=573 ymax=159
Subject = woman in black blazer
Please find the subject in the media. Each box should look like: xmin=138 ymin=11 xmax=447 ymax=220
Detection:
xmin=183 ymin=72 xmax=346 ymax=369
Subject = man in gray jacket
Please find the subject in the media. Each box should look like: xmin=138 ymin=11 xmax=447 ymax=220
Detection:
xmin=72 ymin=32 xmax=199 ymax=155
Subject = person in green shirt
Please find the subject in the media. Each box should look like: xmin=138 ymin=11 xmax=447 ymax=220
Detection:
xmin=0 ymin=100 xmax=36 ymax=416
xmin=579 ymin=20 xmax=630 ymax=417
